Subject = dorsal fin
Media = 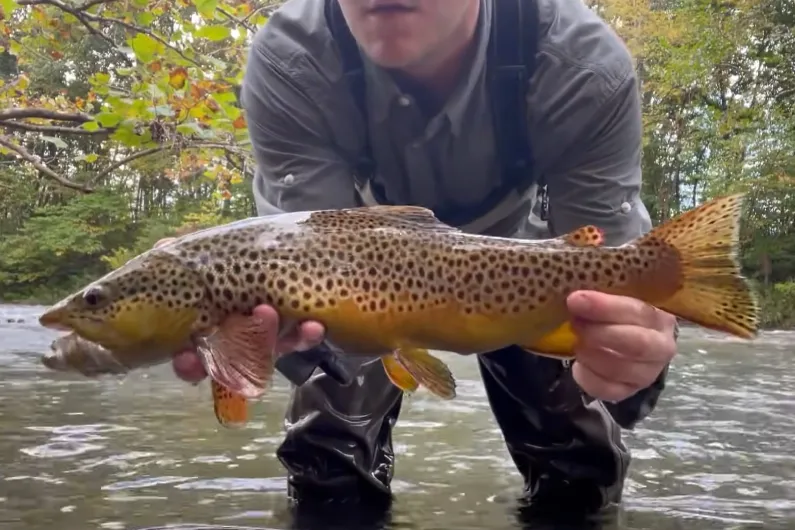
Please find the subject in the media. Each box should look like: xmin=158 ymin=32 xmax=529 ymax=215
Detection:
xmin=561 ymin=225 xmax=605 ymax=247
xmin=305 ymin=206 xmax=460 ymax=233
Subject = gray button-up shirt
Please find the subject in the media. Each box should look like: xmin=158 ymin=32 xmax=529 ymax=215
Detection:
xmin=241 ymin=0 xmax=651 ymax=246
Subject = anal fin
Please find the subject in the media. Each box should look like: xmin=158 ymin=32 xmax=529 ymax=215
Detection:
xmin=519 ymin=321 xmax=578 ymax=361
xmin=395 ymin=347 xmax=456 ymax=399
xmin=562 ymin=225 xmax=605 ymax=247
xmin=382 ymin=355 xmax=419 ymax=393
xmin=195 ymin=313 xmax=275 ymax=400
xmin=211 ymin=379 xmax=248 ymax=429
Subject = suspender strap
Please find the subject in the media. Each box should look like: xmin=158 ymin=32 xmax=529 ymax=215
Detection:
xmin=490 ymin=0 xmax=538 ymax=195
xmin=324 ymin=0 xmax=374 ymax=189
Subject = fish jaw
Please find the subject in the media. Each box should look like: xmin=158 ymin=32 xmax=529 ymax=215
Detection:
xmin=39 ymin=293 xmax=81 ymax=332
xmin=53 ymin=299 xmax=201 ymax=359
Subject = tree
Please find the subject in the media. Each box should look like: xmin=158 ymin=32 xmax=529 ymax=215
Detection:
xmin=0 ymin=0 xmax=266 ymax=299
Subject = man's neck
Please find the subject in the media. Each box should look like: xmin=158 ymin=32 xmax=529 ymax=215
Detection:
xmin=390 ymin=1 xmax=481 ymax=115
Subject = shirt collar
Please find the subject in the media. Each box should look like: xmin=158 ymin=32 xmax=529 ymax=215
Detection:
xmin=362 ymin=0 xmax=492 ymax=136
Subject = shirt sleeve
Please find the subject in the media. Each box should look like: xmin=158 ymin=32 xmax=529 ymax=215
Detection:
xmin=544 ymin=69 xmax=652 ymax=246
xmin=542 ymin=68 xmax=671 ymax=430
xmin=240 ymin=40 xmax=358 ymax=216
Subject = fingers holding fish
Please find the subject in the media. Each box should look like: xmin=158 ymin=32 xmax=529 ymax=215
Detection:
xmin=572 ymin=322 xmax=676 ymax=363
xmin=172 ymin=350 xmax=207 ymax=383
xmin=254 ymin=304 xmax=325 ymax=355
xmin=567 ymin=290 xmax=673 ymax=331
xmin=169 ymin=305 xmax=325 ymax=385
xmin=571 ymin=360 xmax=641 ymax=403
xmin=570 ymin=321 xmax=675 ymax=402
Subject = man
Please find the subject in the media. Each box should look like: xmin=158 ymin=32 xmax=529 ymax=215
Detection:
xmin=166 ymin=0 xmax=678 ymax=519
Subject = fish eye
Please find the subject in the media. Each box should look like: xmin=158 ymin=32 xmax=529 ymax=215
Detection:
xmin=82 ymin=286 xmax=108 ymax=308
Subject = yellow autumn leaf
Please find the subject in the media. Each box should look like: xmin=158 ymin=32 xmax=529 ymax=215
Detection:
xmin=168 ymin=67 xmax=188 ymax=89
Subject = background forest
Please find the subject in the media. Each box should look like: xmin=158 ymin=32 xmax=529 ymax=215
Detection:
xmin=1 ymin=0 xmax=793 ymax=328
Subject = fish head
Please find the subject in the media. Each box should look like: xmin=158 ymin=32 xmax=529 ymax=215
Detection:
xmin=39 ymin=249 xmax=209 ymax=359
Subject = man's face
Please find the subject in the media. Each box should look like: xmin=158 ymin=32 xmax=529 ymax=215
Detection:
xmin=337 ymin=0 xmax=479 ymax=71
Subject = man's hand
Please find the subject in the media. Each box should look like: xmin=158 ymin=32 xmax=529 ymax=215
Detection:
xmin=566 ymin=290 xmax=677 ymax=403
xmin=172 ymin=305 xmax=326 ymax=383
xmin=153 ymin=237 xmax=326 ymax=384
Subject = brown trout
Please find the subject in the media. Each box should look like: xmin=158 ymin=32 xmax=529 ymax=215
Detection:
xmin=39 ymin=194 xmax=759 ymax=427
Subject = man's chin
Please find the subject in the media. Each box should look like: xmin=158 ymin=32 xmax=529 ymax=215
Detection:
xmin=363 ymin=44 xmax=422 ymax=71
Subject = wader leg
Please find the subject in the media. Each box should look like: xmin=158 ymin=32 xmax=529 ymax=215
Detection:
xmin=477 ymin=345 xmax=630 ymax=518
xmin=276 ymin=354 xmax=403 ymax=508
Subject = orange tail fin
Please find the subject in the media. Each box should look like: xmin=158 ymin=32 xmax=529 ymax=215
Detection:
xmin=639 ymin=193 xmax=759 ymax=339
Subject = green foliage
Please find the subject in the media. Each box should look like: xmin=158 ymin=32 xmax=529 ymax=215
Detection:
xmin=0 ymin=189 xmax=132 ymax=300
xmin=593 ymin=0 xmax=795 ymax=327
xmin=756 ymin=282 xmax=795 ymax=329
xmin=0 ymin=0 xmax=259 ymax=302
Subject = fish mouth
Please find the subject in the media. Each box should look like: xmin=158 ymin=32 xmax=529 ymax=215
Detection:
xmin=39 ymin=307 xmax=72 ymax=331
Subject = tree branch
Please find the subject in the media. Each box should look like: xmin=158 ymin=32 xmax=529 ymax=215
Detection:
xmin=85 ymin=12 xmax=204 ymax=68
xmin=0 ymin=135 xmax=93 ymax=192
xmin=0 ymin=121 xmax=111 ymax=136
xmin=216 ymin=6 xmax=256 ymax=33
xmin=18 ymin=0 xmax=127 ymax=62
xmin=88 ymin=142 xmax=252 ymax=186
xmin=192 ymin=141 xmax=252 ymax=157
xmin=0 ymin=109 xmax=95 ymax=122
xmin=78 ymin=0 xmax=118 ymax=11
xmin=89 ymin=147 xmax=165 ymax=186
xmin=242 ymin=2 xmax=277 ymax=24
xmin=775 ymin=87 xmax=795 ymax=102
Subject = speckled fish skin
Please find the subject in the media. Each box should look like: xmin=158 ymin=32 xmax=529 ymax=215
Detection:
xmin=38 ymin=195 xmax=759 ymax=408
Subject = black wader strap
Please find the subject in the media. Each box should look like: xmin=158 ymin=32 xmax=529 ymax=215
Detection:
xmin=489 ymin=0 xmax=541 ymax=198
xmin=325 ymin=0 xmax=544 ymax=226
xmin=324 ymin=0 xmax=375 ymax=190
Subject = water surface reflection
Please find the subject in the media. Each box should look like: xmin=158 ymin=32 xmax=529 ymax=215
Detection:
xmin=1 ymin=305 xmax=793 ymax=530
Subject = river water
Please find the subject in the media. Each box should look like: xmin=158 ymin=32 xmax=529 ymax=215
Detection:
xmin=0 ymin=304 xmax=793 ymax=530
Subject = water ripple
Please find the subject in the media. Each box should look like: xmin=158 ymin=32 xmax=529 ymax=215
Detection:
xmin=1 ymin=305 xmax=794 ymax=530
xmin=173 ymin=477 xmax=286 ymax=492
xmin=103 ymin=476 xmax=198 ymax=491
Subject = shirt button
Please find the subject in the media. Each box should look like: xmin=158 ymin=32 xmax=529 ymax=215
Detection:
xmin=398 ymin=95 xmax=411 ymax=107
xmin=283 ymin=173 xmax=295 ymax=185
xmin=620 ymin=201 xmax=632 ymax=214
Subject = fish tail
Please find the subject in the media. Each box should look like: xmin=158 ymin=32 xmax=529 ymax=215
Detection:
xmin=639 ymin=193 xmax=759 ymax=339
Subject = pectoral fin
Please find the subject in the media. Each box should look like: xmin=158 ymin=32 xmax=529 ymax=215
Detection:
xmin=395 ymin=347 xmax=456 ymax=399
xmin=211 ymin=379 xmax=248 ymax=428
xmin=195 ymin=313 xmax=275 ymax=400
xmin=382 ymin=355 xmax=419 ymax=393
xmin=519 ymin=321 xmax=578 ymax=360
